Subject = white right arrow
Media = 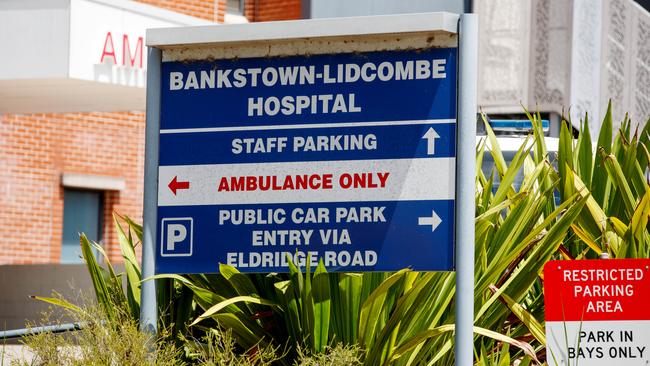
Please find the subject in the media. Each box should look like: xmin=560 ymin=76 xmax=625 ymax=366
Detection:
xmin=418 ymin=210 xmax=442 ymax=232
xmin=422 ymin=127 xmax=441 ymax=155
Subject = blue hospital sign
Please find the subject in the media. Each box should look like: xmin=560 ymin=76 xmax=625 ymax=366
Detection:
xmin=156 ymin=48 xmax=457 ymax=273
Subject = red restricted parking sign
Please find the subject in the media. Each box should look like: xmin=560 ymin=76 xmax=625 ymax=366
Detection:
xmin=544 ymin=259 xmax=650 ymax=365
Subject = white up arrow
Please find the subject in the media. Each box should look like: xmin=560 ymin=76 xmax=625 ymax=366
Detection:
xmin=418 ymin=211 xmax=442 ymax=232
xmin=422 ymin=127 xmax=440 ymax=155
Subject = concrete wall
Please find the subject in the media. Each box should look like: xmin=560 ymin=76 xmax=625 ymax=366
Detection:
xmin=0 ymin=265 xmax=94 ymax=333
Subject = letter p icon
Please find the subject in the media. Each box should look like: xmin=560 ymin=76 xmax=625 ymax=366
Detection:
xmin=166 ymin=224 xmax=186 ymax=251
xmin=161 ymin=218 xmax=193 ymax=257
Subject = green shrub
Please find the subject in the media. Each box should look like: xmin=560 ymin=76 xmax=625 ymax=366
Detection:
xmin=294 ymin=343 xmax=362 ymax=366
xmin=15 ymin=301 xmax=181 ymax=366
xmin=182 ymin=328 xmax=281 ymax=366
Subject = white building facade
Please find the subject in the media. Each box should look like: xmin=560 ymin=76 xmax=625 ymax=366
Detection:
xmin=306 ymin=0 xmax=650 ymax=137
xmin=477 ymin=0 xmax=650 ymax=138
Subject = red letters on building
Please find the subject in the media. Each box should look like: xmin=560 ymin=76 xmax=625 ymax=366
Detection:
xmin=100 ymin=32 xmax=143 ymax=68
xmin=122 ymin=34 xmax=143 ymax=68
xmin=100 ymin=31 xmax=117 ymax=64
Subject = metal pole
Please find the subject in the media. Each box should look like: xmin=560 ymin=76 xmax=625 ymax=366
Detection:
xmin=0 ymin=323 xmax=84 ymax=340
xmin=464 ymin=0 xmax=473 ymax=13
xmin=140 ymin=46 xmax=161 ymax=335
xmin=455 ymin=13 xmax=478 ymax=366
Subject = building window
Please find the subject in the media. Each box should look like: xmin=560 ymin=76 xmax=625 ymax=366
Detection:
xmin=61 ymin=189 xmax=103 ymax=264
xmin=227 ymin=0 xmax=244 ymax=14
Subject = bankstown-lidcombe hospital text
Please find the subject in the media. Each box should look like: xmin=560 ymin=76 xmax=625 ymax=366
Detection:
xmin=168 ymin=59 xmax=447 ymax=117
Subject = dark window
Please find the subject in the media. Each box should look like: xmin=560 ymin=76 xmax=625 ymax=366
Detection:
xmin=227 ymin=0 xmax=244 ymax=13
xmin=61 ymin=189 xmax=103 ymax=264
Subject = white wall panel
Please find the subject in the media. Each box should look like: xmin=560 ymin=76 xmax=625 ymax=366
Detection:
xmin=0 ymin=0 xmax=70 ymax=79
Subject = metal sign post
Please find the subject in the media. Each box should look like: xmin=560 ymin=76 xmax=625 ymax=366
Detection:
xmin=140 ymin=46 xmax=161 ymax=334
xmin=455 ymin=13 xmax=478 ymax=366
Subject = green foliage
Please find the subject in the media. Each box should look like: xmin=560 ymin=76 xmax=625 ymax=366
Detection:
xmin=36 ymin=215 xmax=147 ymax=325
xmin=557 ymin=105 xmax=650 ymax=259
xmin=294 ymin=344 xmax=362 ymax=366
xmin=16 ymin=301 xmax=182 ymax=366
xmin=183 ymin=328 xmax=281 ymax=366
xmin=35 ymin=214 xmax=198 ymax=348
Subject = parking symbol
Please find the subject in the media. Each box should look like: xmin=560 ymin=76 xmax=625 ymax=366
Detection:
xmin=161 ymin=218 xmax=193 ymax=257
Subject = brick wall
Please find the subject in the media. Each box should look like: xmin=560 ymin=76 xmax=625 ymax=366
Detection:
xmin=247 ymin=0 xmax=302 ymax=22
xmin=0 ymin=112 xmax=145 ymax=264
xmin=216 ymin=0 xmax=226 ymax=24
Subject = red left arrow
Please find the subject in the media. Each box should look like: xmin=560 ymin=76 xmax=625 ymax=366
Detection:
xmin=168 ymin=176 xmax=190 ymax=195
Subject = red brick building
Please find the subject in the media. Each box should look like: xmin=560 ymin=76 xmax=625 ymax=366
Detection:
xmin=0 ymin=0 xmax=301 ymax=265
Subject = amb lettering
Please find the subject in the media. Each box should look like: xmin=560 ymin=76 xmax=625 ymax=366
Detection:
xmin=99 ymin=32 xmax=144 ymax=68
